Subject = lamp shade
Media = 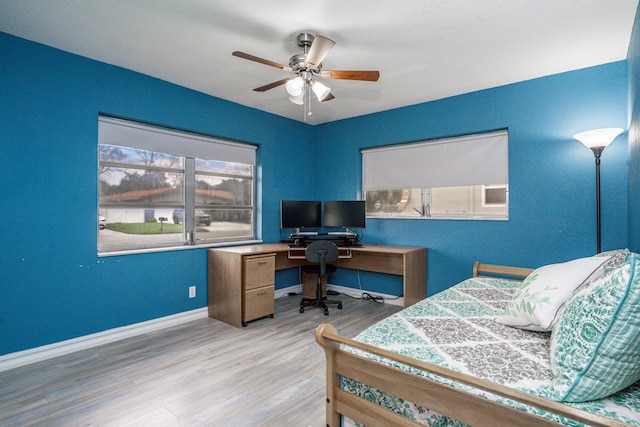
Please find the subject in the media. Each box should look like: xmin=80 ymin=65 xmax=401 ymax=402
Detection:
xmin=312 ymin=81 xmax=331 ymax=101
xmin=573 ymin=128 xmax=623 ymax=149
xmin=286 ymin=77 xmax=304 ymax=97
xmin=289 ymin=93 xmax=304 ymax=105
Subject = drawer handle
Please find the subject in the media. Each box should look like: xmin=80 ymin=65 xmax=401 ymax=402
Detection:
xmin=257 ymin=291 xmax=267 ymax=296
xmin=257 ymin=261 xmax=268 ymax=265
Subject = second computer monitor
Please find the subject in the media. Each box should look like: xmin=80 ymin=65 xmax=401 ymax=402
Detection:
xmin=323 ymin=200 xmax=366 ymax=230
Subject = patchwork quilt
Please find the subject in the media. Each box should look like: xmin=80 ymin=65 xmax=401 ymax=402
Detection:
xmin=343 ymin=277 xmax=640 ymax=426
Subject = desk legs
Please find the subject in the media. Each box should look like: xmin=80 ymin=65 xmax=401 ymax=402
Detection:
xmin=403 ymin=249 xmax=427 ymax=307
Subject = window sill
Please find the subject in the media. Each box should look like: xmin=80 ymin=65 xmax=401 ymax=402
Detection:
xmin=98 ymin=239 xmax=262 ymax=257
xmin=367 ymin=215 xmax=509 ymax=221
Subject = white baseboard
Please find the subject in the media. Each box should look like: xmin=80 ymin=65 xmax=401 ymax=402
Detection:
xmin=0 ymin=307 xmax=209 ymax=373
xmin=2 ymin=285 xmax=402 ymax=373
xmin=276 ymin=283 xmax=404 ymax=307
xmin=328 ymin=284 xmax=405 ymax=307
xmin=274 ymin=284 xmax=302 ymax=299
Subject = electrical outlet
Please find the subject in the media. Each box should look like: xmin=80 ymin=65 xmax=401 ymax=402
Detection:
xmin=188 ymin=286 xmax=196 ymax=298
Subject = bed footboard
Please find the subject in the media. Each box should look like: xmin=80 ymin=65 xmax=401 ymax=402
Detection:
xmin=315 ymin=323 xmax=630 ymax=427
xmin=472 ymin=261 xmax=534 ymax=279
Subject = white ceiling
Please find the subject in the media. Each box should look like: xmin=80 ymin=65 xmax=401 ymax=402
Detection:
xmin=1 ymin=0 xmax=637 ymax=125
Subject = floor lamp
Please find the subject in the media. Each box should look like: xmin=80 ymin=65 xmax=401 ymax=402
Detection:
xmin=573 ymin=127 xmax=623 ymax=253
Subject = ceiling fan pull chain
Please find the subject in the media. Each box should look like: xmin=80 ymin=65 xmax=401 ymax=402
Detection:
xmin=304 ymin=83 xmax=311 ymax=121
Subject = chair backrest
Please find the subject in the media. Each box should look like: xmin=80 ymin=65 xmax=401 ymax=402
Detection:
xmin=305 ymin=240 xmax=339 ymax=277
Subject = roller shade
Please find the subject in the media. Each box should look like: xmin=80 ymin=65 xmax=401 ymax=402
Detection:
xmin=99 ymin=116 xmax=256 ymax=165
xmin=362 ymin=130 xmax=508 ymax=190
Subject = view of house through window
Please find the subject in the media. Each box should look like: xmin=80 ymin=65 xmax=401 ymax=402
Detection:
xmin=193 ymin=158 xmax=253 ymax=242
xmin=362 ymin=130 xmax=509 ymax=220
xmin=365 ymin=185 xmax=508 ymax=218
xmin=98 ymin=117 xmax=255 ymax=253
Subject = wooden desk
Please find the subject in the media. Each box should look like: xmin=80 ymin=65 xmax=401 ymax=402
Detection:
xmin=208 ymin=243 xmax=427 ymax=327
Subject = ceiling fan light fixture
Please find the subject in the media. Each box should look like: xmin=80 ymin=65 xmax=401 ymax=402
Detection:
xmin=286 ymin=76 xmax=304 ymax=96
xmin=289 ymin=93 xmax=304 ymax=105
xmin=312 ymin=80 xmax=331 ymax=101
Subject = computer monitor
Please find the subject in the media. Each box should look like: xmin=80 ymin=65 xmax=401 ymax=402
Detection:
xmin=280 ymin=200 xmax=322 ymax=233
xmin=323 ymin=200 xmax=366 ymax=232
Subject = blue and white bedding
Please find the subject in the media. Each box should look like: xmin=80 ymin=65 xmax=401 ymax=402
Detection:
xmin=343 ymin=276 xmax=640 ymax=426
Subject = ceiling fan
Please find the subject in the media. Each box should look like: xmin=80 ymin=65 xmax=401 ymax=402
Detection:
xmin=232 ymin=32 xmax=380 ymax=120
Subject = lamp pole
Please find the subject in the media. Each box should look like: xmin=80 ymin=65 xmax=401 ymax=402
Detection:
xmin=573 ymin=128 xmax=623 ymax=255
xmin=591 ymin=146 xmax=604 ymax=254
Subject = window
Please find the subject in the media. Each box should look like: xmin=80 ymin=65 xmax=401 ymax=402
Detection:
xmin=98 ymin=116 xmax=256 ymax=253
xmin=362 ymin=130 xmax=508 ymax=220
xmin=482 ymin=185 xmax=508 ymax=207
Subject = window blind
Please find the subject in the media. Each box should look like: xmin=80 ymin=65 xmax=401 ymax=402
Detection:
xmin=98 ymin=116 xmax=256 ymax=165
xmin=362 ymin=130 xmax=508 ymax=190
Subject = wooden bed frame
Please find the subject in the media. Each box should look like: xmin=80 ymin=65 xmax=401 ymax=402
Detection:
xmin=315 ymin=262 xmax=633 ymax=427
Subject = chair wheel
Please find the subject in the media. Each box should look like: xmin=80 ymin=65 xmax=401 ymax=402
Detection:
xmin=300 ymin=307 xmax=304 ymax=313
xmin=338 ymin=303 xmax=343 ymax=309
xmin=324 ymin=309 xmax=329 ymax=315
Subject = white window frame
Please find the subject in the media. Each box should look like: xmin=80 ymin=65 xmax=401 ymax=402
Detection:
xmin=481 ymin=184 xmax=508 ymax=208
xmin=98 ymin=116 xmax=257 ymax=255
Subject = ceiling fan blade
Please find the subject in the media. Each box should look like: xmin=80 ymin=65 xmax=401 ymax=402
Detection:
xmin=232 ymin=51 xmax=291 ymax=71
xmin=304 ymin=35 xmax=335 ymax=69
xmin=253 ymin=78 xmax=290 ymax=92
xmin=319 ymin=70 xmax=380 ymax=82
xmin=321 ymin=92 xmax=335 ymax=102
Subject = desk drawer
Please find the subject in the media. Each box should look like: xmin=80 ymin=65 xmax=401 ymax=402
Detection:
xmin=244 ymin=285 xmax=274 ymax=321
xmin=244 ymin=254 xmax=275 ymax=290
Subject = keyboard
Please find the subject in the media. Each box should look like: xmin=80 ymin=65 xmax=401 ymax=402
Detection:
xmin=335 ymin=242 xmax=364 ymax=248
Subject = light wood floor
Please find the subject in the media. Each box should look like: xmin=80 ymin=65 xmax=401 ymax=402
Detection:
xmin=0 ymin=294 xmax=401 ymax=426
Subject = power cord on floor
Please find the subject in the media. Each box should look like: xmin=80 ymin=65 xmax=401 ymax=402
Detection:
xmin=339 ymin=291 xmax=387 ymax=304
xmin=361 ymin=292 xmax=385 ymax=304
xmin=280 ymin=289 xmax=401 ymax=305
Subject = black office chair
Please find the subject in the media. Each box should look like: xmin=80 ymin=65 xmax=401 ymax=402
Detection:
xmin=300 ymin=240 xmax=343 ymax=315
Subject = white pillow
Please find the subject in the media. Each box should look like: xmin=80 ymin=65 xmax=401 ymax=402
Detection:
xmin=495 ymin=255 xmax=611 ymax=331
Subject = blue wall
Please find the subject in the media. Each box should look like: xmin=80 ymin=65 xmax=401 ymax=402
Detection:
xmin=0 ymin=27 xmax=632 ymax=356
xmin=0 ymin=33 xmax=311 ymax=355
xmin=315 ymin=62 xmax=629 ymax=296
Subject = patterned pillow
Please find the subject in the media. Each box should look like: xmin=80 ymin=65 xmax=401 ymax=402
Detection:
xmin=596 ymin=248 xmax=630 ymax=268
xmin=495 ymin=256 xmax=611 ymax=331
xmin=550 ymin=253 xmax=640 ymax=402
